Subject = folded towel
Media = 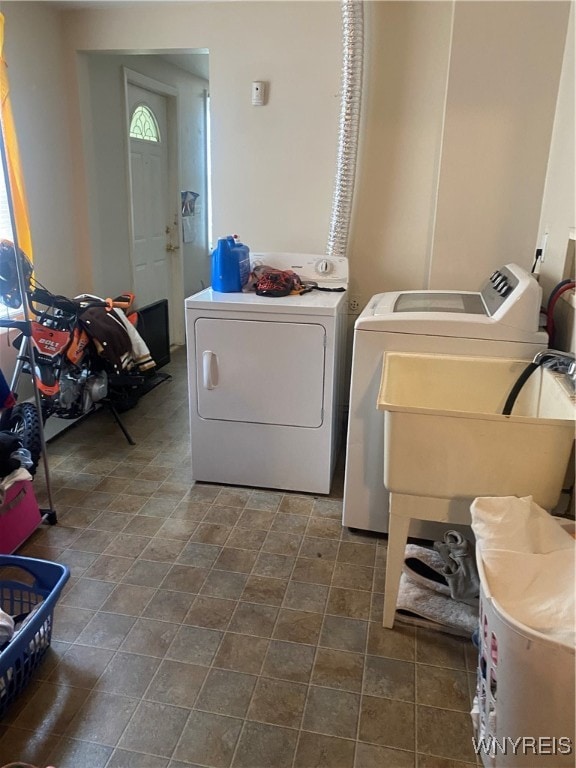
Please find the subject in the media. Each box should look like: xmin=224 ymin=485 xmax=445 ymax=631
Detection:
xmin=403 ymin=543 xmax=451 ymax=597
xmin=395 ymin=572 xmax=478 ymax=638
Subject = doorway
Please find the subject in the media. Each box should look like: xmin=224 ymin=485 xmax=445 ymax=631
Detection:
xmin=79 ymin=52 xmax=210 ymax=349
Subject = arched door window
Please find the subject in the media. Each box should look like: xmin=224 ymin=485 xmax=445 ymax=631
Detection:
xmin=129 ymin=104 xmax=161 ymax=142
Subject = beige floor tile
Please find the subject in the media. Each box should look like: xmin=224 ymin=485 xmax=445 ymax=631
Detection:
xmin=248 ymin=677 xmax=307 ymax=728
xmin=184 ymin=594 xmax=237 ymax=630
xmin=101 ymin=583 xmax=156 ymax=616
xmin=327 ymin=586 xmax=372 ymax=620
xmin=166 ymin=624 xmax=223 ymax=665
xmin=118 ymin=700 xmax=190 ymax=756
xmin=120 ymin=617 xmax=179 ymax=657
xmin=228 ymin=601 xmax=279 ymax=637
xmin=367 ymin=621 xmax=416 ymax=661
xmin=1 ymin=348 xmax=478 ymax=766
xmin=299 ymin=536 xmax=340 ymax=561
xmin=363 ymin=655 xmax=415 ymax=701
xmin=107 ymin=748 xmax=169 ymax=768
xmin=232 ymin=721 xmax=298 ymax=768
xmin=302 ymin=685 xmax=360 ymax=739
xmin=253 ymin=551 xmax=295 ymax=579
xmin=355 ymin=742 xmax=415 ymax=768
xmin=214 ymin=546 xmax=258 ymax=573
xmin=225 ymin=527 xmax=268 ymax=551
xmin=416 ymin=628 xmax=468 ymax=670
xmin=262 ymin=530 xmax=303 ymax=555
xmin=196 ymin=668 xmax=257 ymax=718
xmin=270 ymin=512 xmax=309 ymax=534
xmin=241 ymin=575 xmax=288 ymax=606
xmin=291 ymin=556 xmax=335 ymax=586
xmin=273 ymin=609 xmax=323 ymax=645
xmin=143 ymin=589 xmax=194 ymax=622
xmin=311 ymin=648 xmax=365 ymax=692
xmin=416 ymin=665 xmax=471 ymax=712
xmin=146 ymin=659 xmax=208 ymax=708
xmin=47 ymin=644 xmax=114 ymax=689
xmin=205 ymin=505 xmax=243 ymax=527
xmin=173 ymin=710 xmax=243 ymax=767
xmin=94 ymin=651 xmax=160 ymax=697
xmin=416 ymin=706 xmax=478 ymax=763
xmin=337 ymin=541 xmax=377 ymax=567
xmin=64 ymin=690 xmax=139 ymax=746
xmin=283 ymin=581 xmax=329 ymax=613
xmin=294 ymin=731 xmax=355 ymax=768
xmin=261 ymin=639 xmax=316 ymax=684
xmin=160 ymin=563 xmax=209 ymax=593
xmin=59 ymin=577 xmax=116 ymax=610
xmin=319 ymin=615 xmax=368 ymax=653
xmin=213 ymin=632 xmax=270 ymax=675
xmin=358 ymin=695 xmax=415 ymax=751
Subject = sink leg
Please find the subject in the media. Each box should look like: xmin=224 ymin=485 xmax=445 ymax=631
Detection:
xmin=383 ymin=497 xmax=412 ymax=629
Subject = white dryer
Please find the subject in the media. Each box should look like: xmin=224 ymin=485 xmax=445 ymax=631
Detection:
xmin=343 ymin=264 xmax=548 ymax=537
xmin=185 ymin=253 xmax=348 ymax=494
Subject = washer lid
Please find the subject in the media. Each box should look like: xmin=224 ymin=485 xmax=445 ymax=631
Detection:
xmin=392 ymin=292 xmax=487 ymax=315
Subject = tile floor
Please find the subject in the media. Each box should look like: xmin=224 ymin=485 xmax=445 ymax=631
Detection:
xmin=0 ymin=347 xmax=479 ymax=767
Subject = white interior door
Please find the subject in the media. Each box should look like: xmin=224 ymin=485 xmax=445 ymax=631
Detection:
xmin=127 ymin=84 xmax=174 ymax=318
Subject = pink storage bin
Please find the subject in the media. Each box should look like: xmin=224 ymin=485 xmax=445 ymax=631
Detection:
xmin=0 ymin=480 xmax=42 ymax=554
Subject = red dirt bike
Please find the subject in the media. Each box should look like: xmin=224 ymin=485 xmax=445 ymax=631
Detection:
xmin=0 ymin=241 xmax=154 ymax=474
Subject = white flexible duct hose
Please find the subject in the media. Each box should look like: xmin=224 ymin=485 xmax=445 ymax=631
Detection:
xmin=327 ymin=0 xmax=364 ymax=258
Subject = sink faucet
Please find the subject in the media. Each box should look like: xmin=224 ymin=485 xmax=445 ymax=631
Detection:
xmin=533 ymin=349 xmax=576 ymax=392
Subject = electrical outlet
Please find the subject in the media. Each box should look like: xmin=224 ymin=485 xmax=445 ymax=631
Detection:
xmin=348 ymin=295 xmax=362 ymax=314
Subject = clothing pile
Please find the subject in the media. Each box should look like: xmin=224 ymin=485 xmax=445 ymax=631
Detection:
xmin=395 ymin=530 xmax=480 ymax=637
xmin=76 ymin=295 xmax=156 ymax=374
xmin=245 ymin=265 xmax=316 ymax=297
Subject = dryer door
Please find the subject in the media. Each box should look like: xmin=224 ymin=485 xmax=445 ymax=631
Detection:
xmin=195 ymin=318 xmax=326 ymax=427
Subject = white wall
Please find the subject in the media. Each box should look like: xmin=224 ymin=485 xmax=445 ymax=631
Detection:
xmin=537 ymin=3 xmax=575 ymax=354
xmin=0 ymin=0 xmax=572 ymax=349
xmin=1 ymin=3 xmax=78 ymax=297
xmin=61 ymin=1 xmax=342 ymax=258
xmin=429 ymin=1 xmax=570 ymax=290
xmin=350 ymin=1 xmax=570 ymax=302
xmin=349 ymin=1 xmax=453 ymax=297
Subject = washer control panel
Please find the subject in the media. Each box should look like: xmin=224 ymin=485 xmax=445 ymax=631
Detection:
xmin=480 ymin=264 xmax=523 ymax=315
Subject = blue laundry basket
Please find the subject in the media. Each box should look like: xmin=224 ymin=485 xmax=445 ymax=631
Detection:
xmin=0 ymin=555 xmax=69 ymax=717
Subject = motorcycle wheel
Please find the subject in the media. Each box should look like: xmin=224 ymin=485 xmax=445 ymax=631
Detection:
xmin=6 ymin=402 xmax=43 ymax=476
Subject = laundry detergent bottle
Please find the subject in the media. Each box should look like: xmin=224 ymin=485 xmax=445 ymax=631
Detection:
xmin=211 ymin=236 xmax=250 ymax=292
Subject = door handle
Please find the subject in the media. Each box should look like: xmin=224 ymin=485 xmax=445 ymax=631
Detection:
xmin=202 ymin=350 xmax=218 ymax=389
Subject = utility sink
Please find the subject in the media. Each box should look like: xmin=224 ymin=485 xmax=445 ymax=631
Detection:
xmin=377 ymin=353 xmax=576 ymax=509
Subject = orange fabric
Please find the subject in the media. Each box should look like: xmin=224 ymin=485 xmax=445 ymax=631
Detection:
xmin=0 ymin=13 xmax=33 ymax=261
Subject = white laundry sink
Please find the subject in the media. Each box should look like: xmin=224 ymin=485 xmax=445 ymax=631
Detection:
xmin=377 ymin=353 xmax=576 ymax=508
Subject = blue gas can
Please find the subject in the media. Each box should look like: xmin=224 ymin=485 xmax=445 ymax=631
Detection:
xmin=211 ymin=236 xmax=251 ymax=292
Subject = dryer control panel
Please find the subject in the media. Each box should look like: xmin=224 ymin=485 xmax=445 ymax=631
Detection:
xmin=250 ymin=253 xmax=349 ymax=289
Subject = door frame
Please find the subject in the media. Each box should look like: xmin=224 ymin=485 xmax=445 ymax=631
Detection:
xmin=123 ymin=67 xmax=184 ymax=345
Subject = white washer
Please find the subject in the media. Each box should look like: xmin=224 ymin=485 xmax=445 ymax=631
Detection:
xmin=185 ymin=253 xmax=348 ymax=494
xmin=343 ymin=264 xmax=548 ymax=537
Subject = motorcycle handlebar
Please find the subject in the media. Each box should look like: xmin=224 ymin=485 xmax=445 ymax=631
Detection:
xmin=30 ymin=289 xmax=134 ymax=314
